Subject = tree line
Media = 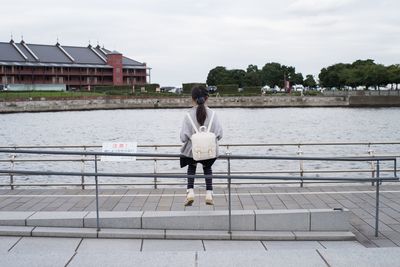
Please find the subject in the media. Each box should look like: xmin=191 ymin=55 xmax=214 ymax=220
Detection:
xmin=206 ymin=63 xmax=311 ymax=89
xmin=319 ymin=60 xmax=400 ymax=89
xmin=206 ymin=59 xmax=400 ymax=90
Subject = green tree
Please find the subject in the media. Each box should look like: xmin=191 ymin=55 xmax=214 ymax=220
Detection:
xmin=303 ymin=75 xmax=317 ymax=87
xmin=244 ymin=64 xmax=261 ymax=86
xmin=206 ymin=66 xmax=230 ymax=86
xmin=351 ymin=59 xmax=377 ymax=89
xmin=229 ymin=69 xmax=246 ymax=87
xmin=358 ymin=63 xmax=387 ymax=89
xmin=319 ymin=59 xmax=394 ymax=90
xmin=387 ymin=65 xmax=400 ymax=90
xmin=318 ymin=63 xmax=350 ymax=89
xmin=246 ymin=64 xmax=259 ymax=73
xmin=207 ymin=63 xmax=305 ymax=89
xmin=342 ymin=68 xmax=358 ymax=88
xmin=373 ymin=64 xmax=389 ymax=88
xmin=260 ymin=63 xmax=285 ymax=87
xmin=291 ymin=72 xmax=304 ymax=85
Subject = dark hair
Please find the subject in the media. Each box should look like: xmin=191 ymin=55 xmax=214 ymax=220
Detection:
xmin=191 ymin=85 xmax=209 ymax=126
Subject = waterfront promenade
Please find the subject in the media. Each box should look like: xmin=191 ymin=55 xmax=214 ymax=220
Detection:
xmin=1 ymin=184 xmax=400 ymax=247
xmin=1 ymin=183 xmax=400 ymax=266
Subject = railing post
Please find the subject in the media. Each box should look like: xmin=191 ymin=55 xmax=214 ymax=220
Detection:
xmin=226 ymin=145 xmax=230 ymax=189
xmin=375 ymin=160 xmax=380 ymax=237
xmin=94 ymin=154 xmax=100 ymax=232
xmin=81 ymin=146 xmax=86 ymax=190
xmin=297 ymin=145 xmax=304 ymax=187
xmin=153 ymin=146 xmax=158 ymax=189
xmin=368 ymin=144 xmax=375 ymax=186
xmin=10 ymin=153 xmax=15 ymax=190
xmin=226 ymin=150 xmax=232 ymax=234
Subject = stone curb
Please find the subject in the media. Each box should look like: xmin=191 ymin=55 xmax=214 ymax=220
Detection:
xmin=0 ymin=209 xmax=351 ymax=232
xmin=0 ymin=226 xmax=356 ymax=241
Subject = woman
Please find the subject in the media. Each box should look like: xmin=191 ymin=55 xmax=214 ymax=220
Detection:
xmin=180 ymin=85 xmax=223 ymax=206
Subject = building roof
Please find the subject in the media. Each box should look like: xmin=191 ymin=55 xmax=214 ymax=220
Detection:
xmin=0 ymin=39 xmax=147 ymax=69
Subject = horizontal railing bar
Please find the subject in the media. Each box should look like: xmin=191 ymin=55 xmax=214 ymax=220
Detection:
xmin=1 ymin=155 xmax=399 ymax=162
xmin=222 ymin=142 xmax=400 ymax=146
xmin=0 ymin=169 xmax=397 ymax=182
xmin=223 ymin=155 xmax=396 ymax=161
xmin=1 ymin=141 xmax=400 ymax=149
xmin=0 ymin=158 xmax=182 ymax=162
xmin=0 ymin=181 xmax=382 ymax=187
xmin=2 ymin=169 xmax=397 ymax=175
xmin=0 ymin=149 xmax=396 ymax=161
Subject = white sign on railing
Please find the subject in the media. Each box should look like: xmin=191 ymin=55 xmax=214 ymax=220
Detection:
xmin=101 ymin=142 xmax=137 ymax=162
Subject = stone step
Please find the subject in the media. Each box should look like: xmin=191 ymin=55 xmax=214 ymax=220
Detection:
xmin=0 ymin=209 xmax=350 ymax=232
xmin=0 ymin=226 xmax=356 ymax=241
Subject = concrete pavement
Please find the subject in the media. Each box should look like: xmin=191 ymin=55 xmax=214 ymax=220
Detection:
xmin=1 ymin=184 xmax=400 ymax=247
xmin=2 ymin=236 xmax=400 ymax=267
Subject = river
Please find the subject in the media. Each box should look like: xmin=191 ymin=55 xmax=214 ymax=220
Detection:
xmin=0 ymin=107 xmax=399 ymax=186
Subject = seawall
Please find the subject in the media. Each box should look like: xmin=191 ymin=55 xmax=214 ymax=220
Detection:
xmin=1 ymin=96 xmax=400 ymax=113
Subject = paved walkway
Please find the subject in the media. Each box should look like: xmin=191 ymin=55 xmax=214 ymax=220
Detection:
xmin=1 ymin=184 xmax=400 ymax=248
xmin=4 ymin=236 xmax=400 ymax=267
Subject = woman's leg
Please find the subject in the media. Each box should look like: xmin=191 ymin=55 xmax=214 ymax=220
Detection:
xmin=203 ymin=165 xmax=213 ymax=205
xmin=203 ymin=165 xmax=213 ymax=191
xmin=185 ymin=163 xmax=197 ymax=206
xmin=187 ymin=164 xmax=197 ymax=189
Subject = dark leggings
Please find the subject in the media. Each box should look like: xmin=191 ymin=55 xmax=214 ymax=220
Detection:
xmin=187 ymin=163 xmax=213 ymax=190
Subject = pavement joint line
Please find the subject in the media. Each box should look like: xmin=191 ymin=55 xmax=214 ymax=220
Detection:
xmin=318 ymin=241 xmax=327 ymax=249
xmin=261 ymin=240 xmax=268 ymax=251
xmin=30 ymin=226 xmax=36 ymax=236
xmin=7 ymin=236 xmax=23 ymax=252
xmin=65 ymin=251 xmax=77 ymax=267
xmin=25 ymin=211 xmax=36 ymax=226
xmin=253 ymin=210 xmax=256 ymax=230
xmin=1 ymin=190 xmax=400 ymax=198
xmin=75 ymin=238 xmax=84 ymax=252
xmin=140 ymin=239 xmax=144 ymax=252
xmin=316 ymin=248 xmax=332 ymax=267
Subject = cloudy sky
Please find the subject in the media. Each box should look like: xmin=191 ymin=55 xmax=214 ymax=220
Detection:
xmin=2 ymin=0 xmax=399 ymax=86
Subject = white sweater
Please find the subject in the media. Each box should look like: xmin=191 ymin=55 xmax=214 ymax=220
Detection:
xmin=180 ymin=106 xmax=223 ymax=158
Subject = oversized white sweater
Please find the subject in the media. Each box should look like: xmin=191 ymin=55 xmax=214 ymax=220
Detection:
xmin=180 ymin=106 xmax=223 ymax=158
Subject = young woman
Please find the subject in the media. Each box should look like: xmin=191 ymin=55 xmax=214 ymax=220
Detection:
xmin=180 ymin=86 xmax=223 ymax=206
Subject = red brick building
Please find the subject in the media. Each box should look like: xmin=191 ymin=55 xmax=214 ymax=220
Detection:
xmin=0 ymin=39 xmax=150 ymax=90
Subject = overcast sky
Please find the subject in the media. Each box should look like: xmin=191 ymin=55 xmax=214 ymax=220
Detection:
xmin=2 ymin=0 xmax=399 ymax=86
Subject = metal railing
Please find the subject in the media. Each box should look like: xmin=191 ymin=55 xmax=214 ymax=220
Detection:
xmin=0 ymin=148 xmax=397 ymax=237
xmin=0 ymin=142 xmax=399 ymax=189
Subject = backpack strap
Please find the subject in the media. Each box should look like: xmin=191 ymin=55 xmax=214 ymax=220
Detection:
xmin=207 ymin=111 xmax=215 ymax=133
xmin=186 ymin=113 xmax=199 ymax=133
xmin=187 ymin=111 xmax=215 ymax=133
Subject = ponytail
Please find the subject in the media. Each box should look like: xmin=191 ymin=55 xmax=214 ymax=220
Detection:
xmin=191 ymin=86 xmax=209 ymax=126
xmin=196 ymin=102 xmax=207 ymax=126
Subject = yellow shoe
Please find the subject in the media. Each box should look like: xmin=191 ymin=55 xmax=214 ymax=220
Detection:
xmin=205 ymin=190 xmax=213 ymax=205
xmin=184 ymin=189 xmax=194 ymax=206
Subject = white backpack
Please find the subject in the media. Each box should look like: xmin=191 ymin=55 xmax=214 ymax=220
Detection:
xmin=187 ymin=111 xmax=217 ymax=161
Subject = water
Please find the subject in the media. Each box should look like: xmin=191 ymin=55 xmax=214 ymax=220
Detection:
xmin=1 ymin=107 xmax=399 ymax=145
xmin=0 ymin=107 xmax=399 ymax=186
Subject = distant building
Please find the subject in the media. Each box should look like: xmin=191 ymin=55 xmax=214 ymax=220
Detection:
xmin=0 ymin=39 xmax=150 ymax=90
